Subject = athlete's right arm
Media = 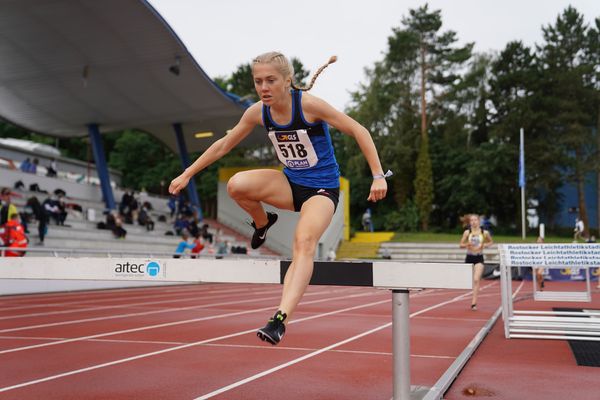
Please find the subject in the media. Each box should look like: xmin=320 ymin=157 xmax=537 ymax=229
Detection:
xmin=169 ymin=103 xmax=262 ymax=195
xmin=459 ymin=231 xmax=469 ymax=248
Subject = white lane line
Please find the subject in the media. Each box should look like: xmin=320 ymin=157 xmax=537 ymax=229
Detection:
xmin=0 ymin=336 xmax=457 ymax=360
xmin=0 ymin=335 xmax=185 ymax=346
xmin=0 ymin=284 xmax=268 ymax=312
xmin=0 ymin=284 xmax=215 ymax=308
xmin=202 ymin=343 xmax=455 ymax=359
xmin=0 ymin=287 xmax=284 ymax=321
xmin=0 ymin=296 xmax=391 ymax=393
xmin=194 ymin=290 xmax=474 ymax=399
xmin=414 ymin=316 xmax=490 ymax=322
xmin=0 ymin=290 xmax=382 ymax=354
xmin=0 ymin=286 xmax=355 ymax=334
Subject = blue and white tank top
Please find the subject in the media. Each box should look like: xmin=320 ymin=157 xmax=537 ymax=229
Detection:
xmin=262 ymin=90 xmax=340 ymax=188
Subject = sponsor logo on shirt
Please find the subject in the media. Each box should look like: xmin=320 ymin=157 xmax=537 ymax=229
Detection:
xmin=286 ymin=159 xmax=310 ymax=168
xmin=276 ymin=133 xmax=299 ymax=142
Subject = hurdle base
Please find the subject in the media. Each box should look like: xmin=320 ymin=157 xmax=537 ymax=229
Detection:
xmin=407 ymin=386 xmax=431 ymax=400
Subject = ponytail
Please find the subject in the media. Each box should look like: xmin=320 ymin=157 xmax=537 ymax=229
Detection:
xmin=292 ymin=55 xmax=337 ymax=91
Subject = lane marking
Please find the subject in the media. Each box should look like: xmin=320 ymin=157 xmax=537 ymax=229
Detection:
xmin=0 ymin=283 xmax=495 ymax=394
xmin=0 ymin=287 xmax=356 ymax=334
xmin=0 ymin=290 xmax=383 ymax=354
xmin=0 ymin=287 xmax=284 ymax=321
xmin=0 ymin=284 xmax=273 ymax=312
xmin=0 ymin=336 xmax=457 ymax=359
xmin=0 ymin=295 xmax=392 ymax=393
xmin=194 ymin=290 xmax=475 ymax=399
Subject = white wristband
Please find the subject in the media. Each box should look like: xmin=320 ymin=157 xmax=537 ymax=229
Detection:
xmin=373 ymin=169 xmax=393 ymax=180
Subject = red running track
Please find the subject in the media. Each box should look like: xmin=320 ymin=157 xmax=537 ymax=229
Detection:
xmin=0 ymin=280 xmax=503 ymax=399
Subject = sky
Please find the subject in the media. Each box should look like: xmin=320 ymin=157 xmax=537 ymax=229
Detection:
xmin=148 ymin=0 xmax=599 ymax=111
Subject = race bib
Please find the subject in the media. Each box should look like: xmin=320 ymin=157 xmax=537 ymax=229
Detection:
xmin=268 ymin=129 xmax=318 ymax=169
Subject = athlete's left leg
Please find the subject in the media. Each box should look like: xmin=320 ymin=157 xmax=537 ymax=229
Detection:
xmin=257 ymin=195 xmax=335 ymax=344
xmin=279 ymin=195 xmax=335 ymax=320
xmin=471 ymin=262 xmax=484 ymax=309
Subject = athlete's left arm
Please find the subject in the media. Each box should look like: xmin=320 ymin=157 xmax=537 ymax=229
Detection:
xmin=483 ymin=231 xmax=494 ymax=248
xmin=304 ymin=94 xmax=387 ymax=202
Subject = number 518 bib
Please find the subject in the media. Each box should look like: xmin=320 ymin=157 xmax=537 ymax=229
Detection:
xmin=268 ymin=129 xmax=318 ymax=169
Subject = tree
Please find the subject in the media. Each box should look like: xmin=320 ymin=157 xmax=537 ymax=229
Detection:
xmin=347 ymin=5 xmax=473 ymax=231
xmin=537 ymin=6 xmax=599 ymax=236
xmin=402 ymin=5 xmax=473 ymax=230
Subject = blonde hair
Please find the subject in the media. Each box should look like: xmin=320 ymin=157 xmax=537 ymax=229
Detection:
xmin=252 ymin=51 xmax=337 ymax=91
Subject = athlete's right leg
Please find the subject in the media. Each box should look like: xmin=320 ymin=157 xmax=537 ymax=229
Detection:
xmin=227 ymin=169 xmax=294 ymax=227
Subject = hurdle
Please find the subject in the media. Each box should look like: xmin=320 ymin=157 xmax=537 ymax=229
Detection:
xmin=499 ymin=243 xmax=600 ymax=341
xmin=0 ymin=257 xmax=472 ymax=400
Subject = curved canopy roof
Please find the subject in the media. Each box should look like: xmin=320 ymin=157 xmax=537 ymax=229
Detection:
xmin=0 ymin=0 xmax=264 ymax=153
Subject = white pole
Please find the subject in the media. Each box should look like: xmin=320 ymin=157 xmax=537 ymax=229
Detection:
xmin=539 ymin=223 xmax=545 ymax=239
xmin=520 ymin=128 xmax=526 ymax=240
xmin=392 ymin=289 xmax=411 ymax=400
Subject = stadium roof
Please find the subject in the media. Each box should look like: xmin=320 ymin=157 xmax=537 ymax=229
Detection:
xmin=0 ymin=0 xmax=264 ymax=154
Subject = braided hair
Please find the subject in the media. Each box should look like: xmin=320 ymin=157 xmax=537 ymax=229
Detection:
xmin=252 ymin=52 xmax=337 ymax=91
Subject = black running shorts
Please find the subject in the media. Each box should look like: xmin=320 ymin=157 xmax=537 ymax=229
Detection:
xmin=465 ymin=254 xmax=484 ymax=265
xmin=286 ymin=177 xmax=340 ymax=212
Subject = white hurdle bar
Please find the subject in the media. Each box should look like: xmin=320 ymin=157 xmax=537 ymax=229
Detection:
xmin=0 ymin=257 xmax=472 ymax=400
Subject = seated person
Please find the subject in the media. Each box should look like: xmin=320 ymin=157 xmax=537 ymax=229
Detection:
xmin=138 ymin=205 xmax=155 ymax=231
xmin=173 ymin=214 xmax=189 ymax=235
xmin=20 ymin=158 xmax=32 ymax=173
xmin=190 ymin=234 xmax=205 ymax=259
xmin=200 ymin=223 xmax=213 ymax=244
xmin=173 ymin=231 xmax=195 ymax=258
xmin=43 ymin=196 xmax=66 ymax=225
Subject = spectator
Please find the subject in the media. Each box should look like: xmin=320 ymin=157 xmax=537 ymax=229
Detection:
xmin=2 ymin=213 xmax=28 ymax=257
xmin=200 ymin=223 xmax=213 ymax=244
xmin=46 ymin=158 xmax=58 ymax=177
xmin=173 ymin=214 xmax=189 ymax=235
xmin=326 ymin=247 xmax=336 ymax=261
xmin=119 ymin=190 xmax=133 ymax=220
xmin=187 ymin=216 xmax=200 ymax=238
xmin=533 ymin=237 xmax=545 ymax=291
xmin=481 ymin=215 xmax=493 ymax=233
xmin=30 ymin=158 xmax=39 ymax=174
xmin=138 ymin=204 xmax=155 ymax=231
xmin=43 ymin=195 xmax=66 ymax=225
xmin=216 ymin=239 xmax=229 ymax=256
xmin=180 ymin=200 xmax=194 ymax=218
xmin=0 ymin=188 xmax=18 ymax=226
xmin=190 ymin=234 xmax=205 ymax=259
xmin=173 ymin=231 xmax=194 ymax=258
xmin=129 ymin=193 xmax=139 ymax=223
xmin=167 ymin=195 xmax=177 ymax=219
xmin=381 ymin=246 xmax=392 ymax=260
xmin=573 ymin=217 xmax=585 ymax=242
xmin=362 ymin=208 xmax=374 ymax=232
xmin=20 ymin=158 xmax=32 ymax=173
xmin=587 ymin=235 xmax=596 ymax=243
xmin=26 ymin=196 xmax=48 ymax=246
